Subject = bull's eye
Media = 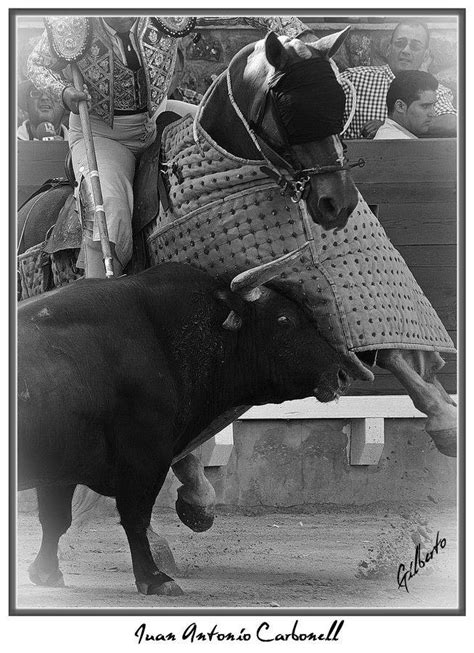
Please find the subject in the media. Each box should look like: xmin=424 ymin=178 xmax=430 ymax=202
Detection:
xmin=277 ymin=315 xmax=291 ymax=326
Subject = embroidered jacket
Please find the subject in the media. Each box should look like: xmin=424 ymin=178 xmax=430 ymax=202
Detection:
xmin=27 ymin=16 xmax=308 ymax=128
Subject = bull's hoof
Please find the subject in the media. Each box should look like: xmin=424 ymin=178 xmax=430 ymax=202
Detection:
xmin=136 ymin=580 xmax=184 ymax=596
xmin=176 ymin=495 xmax=215 ymax=532
xmin=427 ymin=428 xmax=457 ymax=457
xmin=28 ymin=564 xmax=65 ymax=587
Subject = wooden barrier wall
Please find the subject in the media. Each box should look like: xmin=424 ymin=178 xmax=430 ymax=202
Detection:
xmin=346 ymin=138 xmax=457 ymax=395
xmin=17 ymin=140 xmax=69 ymax=207
xmin=17 ymin=137 xmax=458 ymax=394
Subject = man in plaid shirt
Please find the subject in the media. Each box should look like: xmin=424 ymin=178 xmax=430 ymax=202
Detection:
xmin=339 ymin=21 xmax=456 ymax=139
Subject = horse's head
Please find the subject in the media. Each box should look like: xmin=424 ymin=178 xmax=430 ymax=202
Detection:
xmin=200 ymin=28 xmax=358 ymax=230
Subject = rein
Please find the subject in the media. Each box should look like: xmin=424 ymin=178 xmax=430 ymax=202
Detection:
xmin=340 ymin=76 xmax=357 ymax=136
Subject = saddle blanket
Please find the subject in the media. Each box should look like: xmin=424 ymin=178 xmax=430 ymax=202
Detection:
xmin=145 ymin=115 xmax=455 ymax=361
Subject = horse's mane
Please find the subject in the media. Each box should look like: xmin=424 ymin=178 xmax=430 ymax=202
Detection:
xmin=196 ymin=40 xmax=264 ymax=159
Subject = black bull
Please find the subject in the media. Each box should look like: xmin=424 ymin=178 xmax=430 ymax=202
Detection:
xmin=18 ymin=261 xmax=351 ymax=596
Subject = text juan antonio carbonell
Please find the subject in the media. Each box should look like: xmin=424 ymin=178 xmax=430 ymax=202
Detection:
xmin=135 ymin=619 xmax=344 ymax=643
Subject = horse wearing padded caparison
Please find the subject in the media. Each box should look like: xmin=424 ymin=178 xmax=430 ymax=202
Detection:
xmin=192 ymin=30 xmax=457 ymax=454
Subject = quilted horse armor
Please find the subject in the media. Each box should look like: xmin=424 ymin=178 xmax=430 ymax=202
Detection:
xmin=141 ymin=115 xmax=455 ymax=368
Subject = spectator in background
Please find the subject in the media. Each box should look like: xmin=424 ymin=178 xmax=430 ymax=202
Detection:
xmin=17 ymin=80 xmax=68 ymax=141
xmin=374 ymin=70 xmax=438 ymax=139
xmin=338 ymin=21 xmax=456 ymax=139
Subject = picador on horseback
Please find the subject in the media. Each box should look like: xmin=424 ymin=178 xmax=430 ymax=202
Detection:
xmin=18 ymin=15 xmax=458 ymax=595
xmin=27 ymin=15 xmax=319 ymax=277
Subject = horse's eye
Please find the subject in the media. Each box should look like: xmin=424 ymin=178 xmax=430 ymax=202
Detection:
xmin=277 ymin=315 xmax=291 ymax=326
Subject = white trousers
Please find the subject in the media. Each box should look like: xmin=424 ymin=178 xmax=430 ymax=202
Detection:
xmin=69 ymin=100 xmax=197 ymax=270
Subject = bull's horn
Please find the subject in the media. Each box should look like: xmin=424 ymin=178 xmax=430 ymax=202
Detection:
xmin=230 ymin=242 xmax=310 ymax=301
xmin=222 ymin=310 xmax=243 ymax=331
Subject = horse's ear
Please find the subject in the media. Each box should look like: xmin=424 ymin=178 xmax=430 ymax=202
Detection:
xmin=264 ymin=31 xmax=289 ymax=70
xmin=310 ymin=26 xmax=351 ymax=59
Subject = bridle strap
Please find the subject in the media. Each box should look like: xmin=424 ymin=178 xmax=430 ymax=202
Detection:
xmin=340 ymin=76 xmax=357 ymax=136
xmin=227 ymin=68 xmax=304 ymax=176
xmin=253 ymin=131 xmax=301 ymax=177
xmin=225 ymin=68 xmax=279 ymax=170
xmin=226 ymin=71 xmax=307 ymax=201
xmin=254 ymin=131 xmax=351 ymax=177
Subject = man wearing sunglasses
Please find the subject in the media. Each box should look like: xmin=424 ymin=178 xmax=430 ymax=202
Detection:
xmin=17 ymin=79 xmax=68 ymax=141
xmin=338 ymin=21 xmax=456 ymax=139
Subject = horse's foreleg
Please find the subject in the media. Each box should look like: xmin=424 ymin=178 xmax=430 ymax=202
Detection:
xmin=377 ymin=349 xmax=457 ymax=457
xmin=431 ymin=377 xmax=457 ymax=407
xmin=172 ymin=453 xmax=216 ymax=532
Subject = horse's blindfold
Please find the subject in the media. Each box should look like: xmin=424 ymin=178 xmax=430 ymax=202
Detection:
xmin=270 ymin=59 xmax=345 ymax=144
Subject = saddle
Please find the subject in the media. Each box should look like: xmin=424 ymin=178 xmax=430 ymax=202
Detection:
xmin=43 ymin=192 xmax=82 ymax=254
xmin=129 ymin=111 xmax=181 ymax=272
xmin=132 ymin=111 xmax=181 ymax=233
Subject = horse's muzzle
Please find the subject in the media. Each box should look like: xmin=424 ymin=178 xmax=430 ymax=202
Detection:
xmin=306 ymin=173 xmax=359 ymax=230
